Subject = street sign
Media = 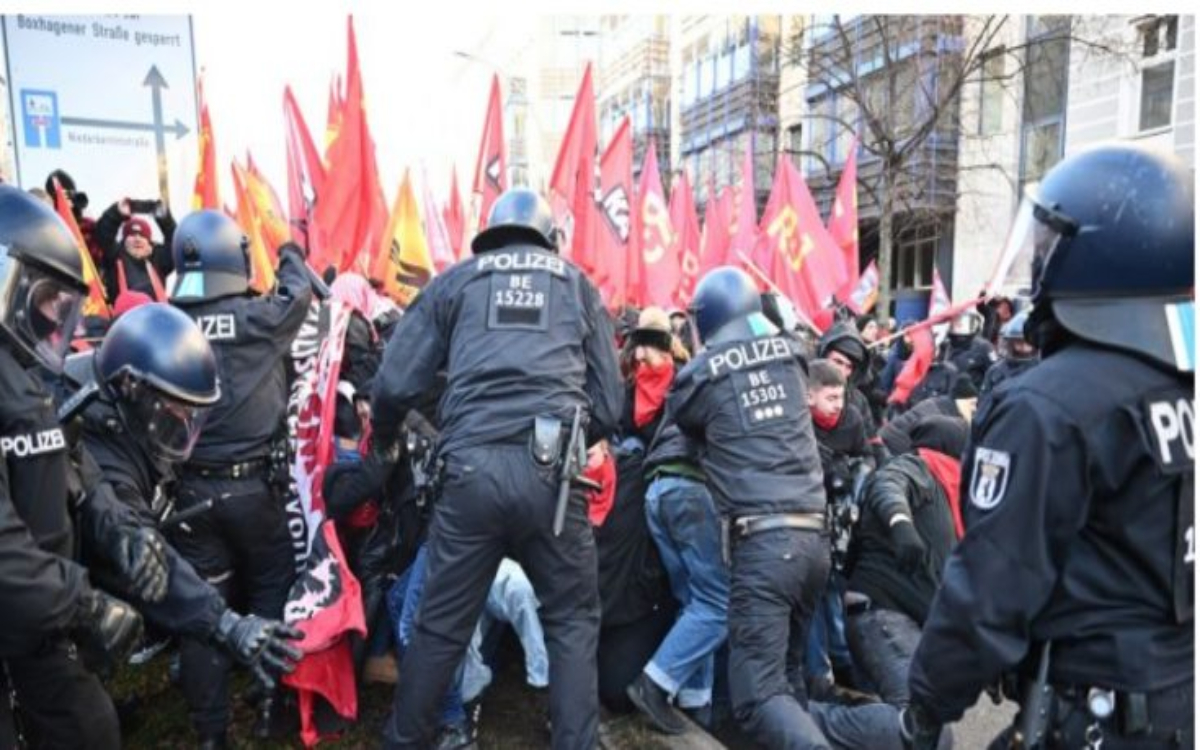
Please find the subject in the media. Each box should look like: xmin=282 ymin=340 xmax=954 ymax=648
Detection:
xmin=2 ymin=14 xmax=198 ymax=218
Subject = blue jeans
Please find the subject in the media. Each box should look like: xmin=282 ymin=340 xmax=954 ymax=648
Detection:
xmin=643 ymin=475 xmax=730 ymax=708
xmin=845 ymin=605 xmax=922 ymax=707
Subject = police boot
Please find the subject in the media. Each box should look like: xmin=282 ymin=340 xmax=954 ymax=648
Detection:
xmin=626 ymin=672 xmax=688 ymax=735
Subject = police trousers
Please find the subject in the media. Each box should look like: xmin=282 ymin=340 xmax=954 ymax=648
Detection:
xmin=167 ymin=474 xmax=296 ymax=737
xmin=1 ymin=642 xmax=120 ymax=750
xmin=728 ymin=525 xmax=832 ymax=750
xmin=383 ymin=443 xmax=601 ymax=750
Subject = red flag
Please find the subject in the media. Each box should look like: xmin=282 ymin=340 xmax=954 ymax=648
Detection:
xmin=635 ymin=138 xmax=678 ymax=309
xmin=669 ymin=169 xmax=701 ymax=308
xmin=829 ymin=138 xmax=861 ymax=301
xmin=191 ymin=73 xmax=219 ymax=211
xmin=444 ymin=167 xmax=466 ymax=260
xmin=52 ymin=178 xmax=109 ymax=318
xmin=284 ymin=85 xmax=327 ymax=259
xmin=324 ymin=74 xmax=343 ymax=157
xmin=699 ymin=181 xmax=731 ymax=278
xmin=759 ymin=156 xmax=849 ymax=317
xmin=421 ymin=167 xmax=457 ymax=273
xmin=846 ymin=259 xmax=880 ymax=314
xmin=594 ymin=117 xmax=634 ymax=307
xmin=472 ymin=75 xmax=507 ymax=234
xmin=548 ymin=64 xmax=598 ymax=272
xmin=733 ymin=141 xmax=760 ymax=271
xmin=245 ymin=154 xmax=291 ymax=255
xmin=313 ymin=16 xmax=388 ymax=274
xmin=888 ymin=326 xmax=935 ymax=407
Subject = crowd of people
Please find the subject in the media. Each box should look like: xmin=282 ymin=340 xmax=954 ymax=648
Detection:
xmin=0 ymin=139 xmax=1193 ymax=750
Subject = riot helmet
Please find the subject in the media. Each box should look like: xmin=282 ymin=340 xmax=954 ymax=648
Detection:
xmin=999 ymin=309 xmax=1036 ymax=361
xmin=471 ymin=188 xmax=558 ymax=254
xmin=0 ymin=185 xmax=88 ymax=373
xmin=170 ymin=210 xmax=251 ymax=302
xmin=992 ymin=142 xmax=1193 ymax=369
xmin=948 ymin=309 xmax=983 ymax=344
xmin=689 ymin=266 xmax=764 ymax=345
xmin=95 ymin=302 xmax=220 ymax=464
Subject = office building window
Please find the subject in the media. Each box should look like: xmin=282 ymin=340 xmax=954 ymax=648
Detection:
xmin=979 ymin=49 xmax=1005 ymax=135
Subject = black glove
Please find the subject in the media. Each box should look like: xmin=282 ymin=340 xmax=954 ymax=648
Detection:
xmin=899 ymin=701 xmax=943 ymax=750
xmin=212 ymin=610 xmax=304 ymax=690
xmin=109 ymin=526 xmax=170 ymax=603
xmin=71 ymin=588 xmax=144 ymax=676
xmin=889 ymin=517 xmax=926 ymax=574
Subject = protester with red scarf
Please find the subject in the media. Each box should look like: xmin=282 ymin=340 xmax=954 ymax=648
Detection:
xmin=843 ymin=414 xmax=967 ymax=707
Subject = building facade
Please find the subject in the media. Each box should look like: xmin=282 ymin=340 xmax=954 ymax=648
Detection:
xmin=597 ymin=15 xmax=672 ymax=176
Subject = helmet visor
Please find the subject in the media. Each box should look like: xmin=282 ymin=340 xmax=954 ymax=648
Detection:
xmin=988 ymin=189 xmax=1072 ymax=300
xmin=120 ymin=382 xmax=210 ymax=463
xmin=0 ymin=259 xmax=84 ymax=373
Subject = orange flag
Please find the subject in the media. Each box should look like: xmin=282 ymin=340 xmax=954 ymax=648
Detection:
xmin=192 ymin=73 xmax=220 ymax=211
xmin=829 ymin=137 xmax=861 ymax=302
xmin=669 ymin=169 xmax=701 ymax=308
xmin=636 ymin=139 xmax=678 ymax=309
xmin=245 ymin=154 xmax=291 ymax=256
xmin=52 ymin=178 xmax=109 ymax=319
xmin=314 ymin=16 xmax=387 ymax=274
xmin=231 ymin=160 xmax=277 ymax=294
xmin=371 ymin=170 xmax=434 ymax=307
xmin=471 ymin=75 xmax=507 ymax=234
xmin=548 ymin=63 xmax=598 ymax=273
xmin=594 ymin=116 xmax=634 ymax=308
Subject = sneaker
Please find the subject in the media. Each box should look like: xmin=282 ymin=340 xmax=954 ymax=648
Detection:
xmin=364 ymin=653 xmax=399 ymax=684
xmin=626 ymin=673 xmax=687 ymax=735
xmin=434 ymin=722 xmax=478 ymax=750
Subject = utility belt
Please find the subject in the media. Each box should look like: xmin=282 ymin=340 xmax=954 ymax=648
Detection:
xmin=180 ymin=457 xmax=270 ymax=481
xmin=719 ymin=511 xmax=826 ymax=565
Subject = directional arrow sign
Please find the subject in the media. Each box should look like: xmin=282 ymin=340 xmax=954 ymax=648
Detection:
xmin=145 ymin=65 xmax=172 ymax=205
xmin=59 ymin=116 xmax=190 ymax=139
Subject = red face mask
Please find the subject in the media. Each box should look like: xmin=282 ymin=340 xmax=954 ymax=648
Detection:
xmin=634 ymin=357 xmax=675 ymax=428
xmin=809 ymin=404 xmax=842 ymax=431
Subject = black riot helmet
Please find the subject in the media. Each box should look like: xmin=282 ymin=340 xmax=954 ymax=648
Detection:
xmin=0 ymin=185 xmax=88 ymax=373
xmin=689 ymin=266 xmax=764 ymax=345
xmin=170 ymin=210 xmax=251 ymax=302
xmin=95 ymin=303 xmax=220 ymax=464
xmin=471 ymin=187 xmax=558 ymax=254
xmin=993 ymin=142 xmax=1194 ymax=369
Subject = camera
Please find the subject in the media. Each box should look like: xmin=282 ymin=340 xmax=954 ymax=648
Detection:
xmin=128 ymin=198 xmax=161 ymax=214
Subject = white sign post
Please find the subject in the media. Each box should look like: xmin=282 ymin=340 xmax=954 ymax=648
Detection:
xmin=2 ymin=14 xmax=198 ymax=217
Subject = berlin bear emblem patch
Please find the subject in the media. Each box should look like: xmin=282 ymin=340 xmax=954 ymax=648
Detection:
xmin=970 ymin=447 xmax=1011 ymax=510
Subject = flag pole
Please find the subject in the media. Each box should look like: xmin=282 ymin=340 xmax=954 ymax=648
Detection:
xmin=868 ymin=296 xmax=989 ymax=350
xmin=735 ymin=250 xmax=823 ymax=337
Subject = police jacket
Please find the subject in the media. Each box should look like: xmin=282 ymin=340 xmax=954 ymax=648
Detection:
xmin=944 ymin=334 xmax=996 ymax=390
xmin=0 ymin=345 xmax=144 ymax=657
xmin=668 ymin=317 xmax=826 ymax=518
xmin=173 ymin=249 xmax=313 ymax=464
xmin=910 ymin=341 xmax=1195 ymax=723
xmin=73 ymin=389 xmax=224 ymax=638
xmin=979 ymin=357 xmax=1036 ymax=397
xmin=847 ymin=453 xmax=956 ymax=625
xmin=371 ymin=244 xmax=622 ymax=454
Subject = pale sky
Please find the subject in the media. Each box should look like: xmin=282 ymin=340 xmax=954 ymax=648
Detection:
xmin=192 ymin=9 xmax=523 ymax=204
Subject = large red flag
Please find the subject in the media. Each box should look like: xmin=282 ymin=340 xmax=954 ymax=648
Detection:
xmin=669 ymin=169 xmax=701 ymax=308
xmin=830 ymin=138 xmax=861 ymax=302
xmin=733 ymin=140 xmax=760 ymax=271
xmin=313 ymin=16 xmax=387 ymax=274
xmin=191 ymin=73 xmax=219 ymax=211
xmin=284 ymin=85 xmax=327 ymax=258
xmin=636 ymin=138 xmax=678 ymax=309
xmin=245 ymin=153 xmax=292 ymax=255
xmin=472 ymin=75 xmax=507 ymax=234
xmin=698 ymin=181 xmax=731 ymax=278
xmin=759 ymin=156 xmax=849 ymax=317
xmin=548 ymin=64 xmax=598 ymax=273
xmin=444 ymin=167 xmax=466 ymax=260
xmin=324 ymin=74 xmax=343 ymax=157
xmin=593 ymin=117 xmax=634 ymax=307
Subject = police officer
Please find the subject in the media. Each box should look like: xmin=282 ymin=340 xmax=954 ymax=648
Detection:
xmin=62 ymin=304 xmax=303 ymax=705
xmin=978 ymin=308 xmax=1037 ymax=397
xmin=374 ymin=187 xmax=622 ymax=749
xmin=669 ymin=266 xmax=831 ymax=749
xmin=167 ymin=210 xmax=314 ymax=746
xmin=903 ymin=143 xmax=1194 ymax=749
xmin=0 ymin=185 xmax=160 ymax=749
xmin=939 ymin=309 xmax=996 ymax=391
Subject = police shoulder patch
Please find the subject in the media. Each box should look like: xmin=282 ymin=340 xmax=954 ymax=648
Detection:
xmin=970 ymin=447 xmax=1011 ymax=510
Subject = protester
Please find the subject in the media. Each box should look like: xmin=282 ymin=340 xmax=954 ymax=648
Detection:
xmin=94 ymin=197 xmax=176 ymax=305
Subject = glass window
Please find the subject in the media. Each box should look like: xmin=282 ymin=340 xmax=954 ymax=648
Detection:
xmin=1139 ymin=62 xmax=1175 ymax=131
xmin=1023 ymin=37 xmax=1069 ymax=123
xmin=979 ymin=49 xmax=1005 ymax=135
xmin=1021 ymin=120 xmax=1062 ymax=188
xmin=718 ymin=50 xmax=733 ymax=90
xmin=788 ymin=124 xmax=803 ymax=170
xmin=700 ymin=55 xmax=715 ymax=97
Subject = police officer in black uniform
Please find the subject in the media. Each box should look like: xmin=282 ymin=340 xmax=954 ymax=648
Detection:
xmin=978 ymin=308 xmax=1037 ymax=397
xmin=167 ymin=210 xmax=314 ymax=746
xmin=61 ymin=303 xmax=303 ymax=702
xmin=0 ymin=185 xmax=160 ymax=749
xmin=374 ymin=188 xmax=622 ymax=749
xmin=669 ymin=266 xmax=831 ymax=749
xmin=902 ymin=143 xmax=1194 ymax=749
xmin=939 ymin=309 xmax=996 ymax=391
